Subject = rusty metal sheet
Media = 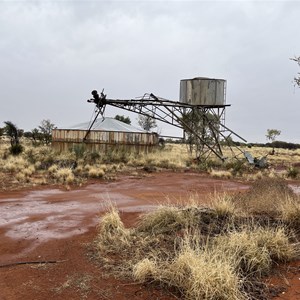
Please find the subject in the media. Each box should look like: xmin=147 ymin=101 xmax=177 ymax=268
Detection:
xmin=52 ymin=128 xmax=158 ymax=153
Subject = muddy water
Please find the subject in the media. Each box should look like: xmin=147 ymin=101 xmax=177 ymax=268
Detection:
xmin=0 ymin=172 xmax=262 ymax=259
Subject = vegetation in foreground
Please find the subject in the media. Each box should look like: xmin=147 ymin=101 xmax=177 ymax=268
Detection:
xmin=95 ymin=178 xmax=300 ymax=300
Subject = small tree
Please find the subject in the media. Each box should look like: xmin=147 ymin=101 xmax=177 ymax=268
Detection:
xmin=3 ymin=121 xmax=23 ymax=155
xmin=114 ymin=115 xmax=131 ymax=125
xmin=23 ymin=131 xmax=32 ymax=139
xmin=3 ymin=121 xmax=20 ymax=146
xmin=23 ymin=129 xmax=42 ymax=145
xmin=38 ymin=119 xmax=55 ymax=145
xmin=137 ymin=114 xmax=157 ymax=132
xmin=266 ymin=129 xmax=281 ymax=154
xmin=181 ymin=110 xmax=219 ymax=157
xmin=30 ymin=128 xmax=42 ymax=145
xmin=290 ymin=56 xmax=300 ymax=87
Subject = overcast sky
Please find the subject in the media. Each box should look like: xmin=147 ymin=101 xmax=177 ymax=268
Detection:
xmin=1 ymin=0 xmax=299 ymax=143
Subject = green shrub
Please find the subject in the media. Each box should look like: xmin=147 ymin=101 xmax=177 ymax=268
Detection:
xmin=90 ymin=151 xmax=101 ymax=161
xmin=225 ymin=159 xmax=246 ymax=176
xmin=10 ymin=144 xmax=24 ymax=155
xmin=102 ymin=149 xmax=130 ymax=164
xmin=72 ymin=144 xmax=86 ymax=159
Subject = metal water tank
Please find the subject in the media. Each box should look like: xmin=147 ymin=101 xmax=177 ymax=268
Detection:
xmin=180 ymin=77 xmax=226 ymax=106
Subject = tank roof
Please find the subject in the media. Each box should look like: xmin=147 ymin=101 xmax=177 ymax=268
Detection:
xmin=61 ymin=117 xmax=146 ymax=133
xmin=181 ymin=77 xmax=226 ymax=81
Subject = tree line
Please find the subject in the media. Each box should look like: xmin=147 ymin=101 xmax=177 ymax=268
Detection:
xmin=0 ymin=119 xmax=56 ymax=154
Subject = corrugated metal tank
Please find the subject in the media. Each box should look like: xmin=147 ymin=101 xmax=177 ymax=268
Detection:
xmin=180 ymin=77 xmax=226 ymax=106
xmin=52 ymin=129 xmax=159 ymax=153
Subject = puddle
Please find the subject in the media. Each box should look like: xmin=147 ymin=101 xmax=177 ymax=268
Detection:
xmin=0 ymin=173 xmax=250 ymax=257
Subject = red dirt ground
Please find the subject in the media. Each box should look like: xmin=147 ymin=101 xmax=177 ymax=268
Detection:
xmin=0 ymin=171 xmax=299 ymax=300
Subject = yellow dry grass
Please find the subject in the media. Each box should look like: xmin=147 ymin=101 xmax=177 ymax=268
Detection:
xmin=244 ymin=146 xmax=300 ymax=166
xmin=209 ymin=169 xmax=233 ymax=179
xmin=137 ymin=205 xmax=186 ymax=235
xmin=280 ymin=197 xmax=300 ymax=228
xmin=1 ymin=141 xmax=300 ymax=190
xmin=214 ymin=226 xmax=295 ymax=276
xmin=128 ymin=144 xmax=190 ymax=169
xmin=53 ymin=168 xmax=74 ymax=184
xmin=88 ymin=166 xmax=105 ymax=178
xmin=210 ymin=193 xmax=237 ymax=218
xmin=160 ymin=243 xmax=245 ymax=300
xmin=95 ymin=185 xmax=299 ymax=300
xmin=233 ymin=177 xmax=296 ymax=215
xmin=97 ymin=205 xmax=131 ymax=254
xmin=133 ymin=258 xmax=158 ymax=282
xmin=132 ymin=232 xmax=246 ymax=300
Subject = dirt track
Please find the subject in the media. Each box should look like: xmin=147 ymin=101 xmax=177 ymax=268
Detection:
xmin=0 ymin=172 xmax=299 ymax=299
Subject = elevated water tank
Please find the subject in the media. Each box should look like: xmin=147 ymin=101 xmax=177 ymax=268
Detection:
xmin=180 ymin=77 xmax=226 ymax=106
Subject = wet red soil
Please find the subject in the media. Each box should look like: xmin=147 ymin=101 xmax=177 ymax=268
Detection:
xmin=0 ymin=171 xmax=299 ymax=299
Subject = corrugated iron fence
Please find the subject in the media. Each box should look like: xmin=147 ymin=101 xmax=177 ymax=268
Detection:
xmin=52 ymin=129 xmax=159 ymax=153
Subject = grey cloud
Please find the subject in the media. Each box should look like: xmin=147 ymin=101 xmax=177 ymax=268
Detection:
xmin=0 ymin=1 xmax=299 ymax=142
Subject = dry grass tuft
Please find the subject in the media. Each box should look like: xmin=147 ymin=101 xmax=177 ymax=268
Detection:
xmin=15 ymin=164 xmax=36 ymax=182
xmin=214 ymin=226 xmax=295 ymax=277
xmin=1 ymin=156 xmax=29 ymax=172
xmin=168 ymin=246 xmax=244 ymax=300
xmin=15 ymin=173 xmax=26 ymax=182
xmin=209 ymin=169 xmax=233 ymax=179
xmin=54 ymin=168 xmax=75 ymax=184
xmin=254 ymin=227 xmax=296 ymax=261
xmin=95 ymin=190 xmax=298 ymax=300
xmin=133 ymin=238 xmax=246 ymax=300
xmin=233 ymin=178 xmax=295 ymax=215
xmin=280 ymin=197 xmax=300 ymax=229
xmin=133 ymin=258 xmax=158 ymax=282
xmin=137 ymin=205 xmax=186 ymax=235
xmin=97 ymin=206 xmax=131 ymax=253
xmin=136 ymin=203 xmax=212 ymax=235
xmin=23 ymin=165 xmax=35 ymax=176
xmin=210 ymin=193 xmax=237 ymax=218
xmin=48 ymin=164 xmax=58 ymax=174
xmin=214 ymin=232 xmax=271 ymax=277
xmin=88 ymin=167 xmax=105 ymax=178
